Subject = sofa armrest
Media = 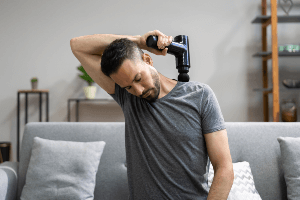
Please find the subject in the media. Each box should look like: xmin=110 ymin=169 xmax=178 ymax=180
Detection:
xmin=0 ymin=161 xmax=18 ymax=200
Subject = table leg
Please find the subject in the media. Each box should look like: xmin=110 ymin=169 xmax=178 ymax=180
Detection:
xmin=76 ymin=100 xmax=79 ymax=122
xmin=17 ymin=92 xmax=20 ymax=162
xmin=9 ymin=143 xmax=12 ymax=162
xmin=39 ymin=92 xmax=42 ymax=122
xmin=46 ymin=93 xmax=49 ymax=122
xmin=25 ymin=93 xmax=28 ymax=124
xmin=68 ymin=100 xmax=70 ymax=122
xmin=0 ymin=149 xmax=3 ymax=163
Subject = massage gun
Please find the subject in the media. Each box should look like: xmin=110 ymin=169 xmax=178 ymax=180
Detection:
xmin=146 ymin=35 xmax=191 ymax=82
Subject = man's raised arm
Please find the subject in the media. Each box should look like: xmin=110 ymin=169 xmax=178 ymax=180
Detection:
xmin=70 ymin=34 xmax=141 ymax=94
xmin=69 ymin=31 xmax=172 ymax=94
xmin=70 ymin=34 xmax=140 ymax=56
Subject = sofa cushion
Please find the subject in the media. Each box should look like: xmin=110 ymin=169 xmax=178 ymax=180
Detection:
xmin=20 ymin=137 xmax=106 ymax=200
xmin=208 ymin=161 xmax=262 ymax=200
xmin=277 ymin=137 xmax=300 ymax=200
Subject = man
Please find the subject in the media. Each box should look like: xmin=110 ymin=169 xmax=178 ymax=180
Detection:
xmin=70 ymin=30 xmax=234 ymax=200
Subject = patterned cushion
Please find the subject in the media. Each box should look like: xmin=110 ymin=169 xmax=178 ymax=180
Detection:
xmin=208 ymin=161 xmax=262 ymax=200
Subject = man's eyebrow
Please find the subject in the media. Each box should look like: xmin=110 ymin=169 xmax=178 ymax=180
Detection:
xmin=121 ymin=73 xmax=139 ymax=89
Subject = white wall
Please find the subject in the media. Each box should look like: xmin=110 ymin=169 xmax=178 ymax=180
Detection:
xmin=1 ymin=0 xmax=300 ymax=161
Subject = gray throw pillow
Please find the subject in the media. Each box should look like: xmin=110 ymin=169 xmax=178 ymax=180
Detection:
xmin=20 ymin=137 xmax=106 ymax=200
xmin=277 ymin=137 xmax=300 ymax=200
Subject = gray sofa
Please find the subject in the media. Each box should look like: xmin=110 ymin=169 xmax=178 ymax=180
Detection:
xmin=1 ymin=122 xmax=299 ymax=200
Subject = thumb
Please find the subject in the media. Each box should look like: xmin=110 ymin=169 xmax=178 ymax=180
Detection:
xmin=151 ymin=48 xmax=165 ymax=56
xmin=162 ymin=48 xmax=168 ymax=56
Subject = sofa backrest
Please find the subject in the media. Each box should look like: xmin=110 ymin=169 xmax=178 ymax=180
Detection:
xmin=226 ymin=122 xmax=300 ymax=200
xmin=17 ymin=122 xmax=128 ymax=200
xmin=18 ymin=122 xmax=299 ymax=200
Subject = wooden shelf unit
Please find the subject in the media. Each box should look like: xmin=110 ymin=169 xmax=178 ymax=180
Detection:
xmin=251 ymin=0 xmax=300 ymax=122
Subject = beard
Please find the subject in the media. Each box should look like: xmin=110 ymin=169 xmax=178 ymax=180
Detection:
xmin=144 ymin=66 xmax=160 ymax=103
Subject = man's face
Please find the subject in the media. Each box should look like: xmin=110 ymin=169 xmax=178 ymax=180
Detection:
xmin=110 ymin=56 xmax=160 ymax=103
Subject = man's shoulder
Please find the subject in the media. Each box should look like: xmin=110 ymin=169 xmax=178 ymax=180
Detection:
xmin=179 ymin=80 xmax=207 ymax=91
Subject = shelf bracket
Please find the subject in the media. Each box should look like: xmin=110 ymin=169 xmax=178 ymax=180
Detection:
xmin=262 ymin=18 xmax=271 ymax=28
xmin=263 ymin=90 xmax=272 ymax=95
xmin=262 ymin=54 xmax=272 ymax=61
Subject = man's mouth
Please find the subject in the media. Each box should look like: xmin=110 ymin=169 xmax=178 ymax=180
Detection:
xmin=142 ymin=90 xmax=151 ymax=98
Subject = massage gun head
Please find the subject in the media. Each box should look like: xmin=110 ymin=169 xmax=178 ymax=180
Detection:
xmin=146 ymin=35 xmax=191 ymax=82
xmin=178 ymin=73 xmax=190 ymax=82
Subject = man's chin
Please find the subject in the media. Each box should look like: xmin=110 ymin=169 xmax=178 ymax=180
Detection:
xmin=146 ymin=91 xmax=159 ymax=103
xmin=146 ymin=98 xmax=156 ymax=103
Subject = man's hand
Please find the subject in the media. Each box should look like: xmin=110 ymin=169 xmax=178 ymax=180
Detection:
xmin=139 ymin=30 xmax=173 ymax=56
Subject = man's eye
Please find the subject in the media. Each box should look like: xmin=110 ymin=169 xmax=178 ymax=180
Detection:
xmin=126 ymin=78 xmax=141 ymax=90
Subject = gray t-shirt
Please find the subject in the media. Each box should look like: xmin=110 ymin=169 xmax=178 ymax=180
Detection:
xmin=109 ymin=80 xmax=226 ymax=200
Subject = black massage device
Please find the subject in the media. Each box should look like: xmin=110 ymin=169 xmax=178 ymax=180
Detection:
xmin=146 ymin=35 xmax=191 ymax=82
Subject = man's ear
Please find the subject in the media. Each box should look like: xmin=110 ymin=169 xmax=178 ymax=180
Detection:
xmin=142 ymin=53 xmax=153 ymax=66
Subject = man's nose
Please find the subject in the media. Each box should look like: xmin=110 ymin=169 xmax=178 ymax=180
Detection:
xmin=133 ymin=84 xmax=144 ymax=97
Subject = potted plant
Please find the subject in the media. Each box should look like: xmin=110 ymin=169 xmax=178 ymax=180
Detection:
xmin=77 ymin=66 xmax=96 ymax=99
xmin=31 ymin=77 xmax=38 ymax=90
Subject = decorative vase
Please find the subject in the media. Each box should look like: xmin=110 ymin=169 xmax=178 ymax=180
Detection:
xmin=31 ymin=81 xmax=38 ymax=90
xmin=281 ymin=99 xmax=297 ymax=122
xmin=84 ymin=86 xmax=97 ymax=99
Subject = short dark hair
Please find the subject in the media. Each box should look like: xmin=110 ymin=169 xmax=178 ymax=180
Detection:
xmin=101 ymin=38 xmax=144 ymax=77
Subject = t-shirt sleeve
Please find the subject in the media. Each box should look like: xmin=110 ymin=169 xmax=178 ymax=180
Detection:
xmin=108 ymin=83 xmax=128 ymax=108
xmin=201 ymin=84 xmax=226 ymax=134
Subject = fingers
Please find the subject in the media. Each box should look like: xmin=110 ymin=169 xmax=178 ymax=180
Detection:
xmin=143 ymin=30 xmax=173 ymax=55
xmin=147 ymin=30 xmax=172 ymax=49
xmin=158 ymin=37 xmax=172 ymax=56
xmin=157 ymin=35 xmax=173 ymax=50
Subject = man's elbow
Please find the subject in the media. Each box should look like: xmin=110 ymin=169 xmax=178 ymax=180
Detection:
xmin=70 ymin=38 xmax=77 ymax=51
xmin=227 ymin=166 xmax=234 ymax=185
xmin=225 ymin=164 xmax=234 ymax=181
xmin=216 ymin=165 xmax=234 ymax=183
xmin=229 ymin=167 xmax=234 ymax=183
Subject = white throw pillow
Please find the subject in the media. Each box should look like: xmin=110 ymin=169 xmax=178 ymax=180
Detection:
xmin=208 ymin=161 xmax=262 ymax=200
xmin=20 ymin=137 xmax=106 ymax=200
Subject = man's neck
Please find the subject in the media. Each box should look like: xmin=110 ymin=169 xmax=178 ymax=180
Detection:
xmin=157 ymin=73 xmax=178 ymax=99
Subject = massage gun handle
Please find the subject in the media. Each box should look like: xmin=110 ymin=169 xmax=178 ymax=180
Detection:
xmin=146 ymin=35 xmax=165 ymax=52
xmin=146 ymin=35 xmax=185 ymax=56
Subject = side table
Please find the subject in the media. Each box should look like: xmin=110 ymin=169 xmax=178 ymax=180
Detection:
xmin=68 ymin=98 xmax=116 ymax=122
xmin=0 ymin=142 xmax=12 ymax=163
xmin=17 ymin=89 xmax=49 ymax=162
